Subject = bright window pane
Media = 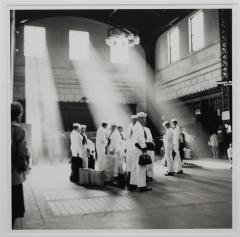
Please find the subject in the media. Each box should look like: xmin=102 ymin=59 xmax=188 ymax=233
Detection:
xmin=190 ymin=11 xmax=204 ymax=52
xmin=24 ymin=26 xmax=46 ymax=57
xmin=168 ymin=27 xmax=180 ymax=63
xmin=69 ymin=30 xmax=89 ymax=61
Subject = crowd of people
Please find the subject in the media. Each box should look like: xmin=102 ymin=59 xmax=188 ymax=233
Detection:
xmin=209 ymin=126 xmax=232 ymax=162
xmin=69 ymin=112 xmax=186 ymax=192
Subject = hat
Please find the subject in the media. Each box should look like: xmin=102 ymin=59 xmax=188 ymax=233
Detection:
xmin=137 ymin=112 xmax=147 ymax=118
xmin=162 ymin=121 xmax=170 ymax=127
xmin=73 ymin=123 xmax=81 ymax=128
xmin=131 ymin=115 xmax=138 ymax=119
xmin=171 ymin=118 xmax=178 ymax=123
xmin=81 ymin=125 xmax=87 ymax=129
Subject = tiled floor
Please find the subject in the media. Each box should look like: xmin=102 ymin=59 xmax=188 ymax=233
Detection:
xmin=13 ymin=158 xmax=232 ymax=229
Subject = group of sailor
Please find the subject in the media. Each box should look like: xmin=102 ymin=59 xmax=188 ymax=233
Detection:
xmin=69 ymin=112 xmax=184 ymax=191
xmin=69 ymin=123 xmax=95 ymax=183
xmin=162 ymin=119 xmax=183 ymax=176
xmin=95 ymin=112 xmax=155 ymax=192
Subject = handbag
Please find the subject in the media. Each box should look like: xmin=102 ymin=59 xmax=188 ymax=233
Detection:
xmin=138 ymin=152 xmax=152 ymax=166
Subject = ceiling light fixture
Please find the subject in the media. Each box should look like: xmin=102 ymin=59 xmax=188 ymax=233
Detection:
xmin=105 ymin=26 xmax=140 ymax=48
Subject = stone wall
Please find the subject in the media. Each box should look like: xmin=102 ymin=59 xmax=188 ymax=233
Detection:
xmin=155 ymin=9 xmax=221 ymax=102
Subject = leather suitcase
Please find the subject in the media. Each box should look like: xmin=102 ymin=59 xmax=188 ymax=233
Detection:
xmin=89 ymin=169 xmax=95 ymax=185
xmin=79 ymin=168 xmax=85 ymax=185
xmin=94 ymin=170 xmax=104 ymax=186
xmin=83 ymin=169 xmax=90 ymax=185
xmin=184 ymin=148 xmax=192 ymax=159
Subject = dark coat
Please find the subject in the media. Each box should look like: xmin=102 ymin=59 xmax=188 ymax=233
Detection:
xmin=11 ymin=122 xmax=30 ymax=185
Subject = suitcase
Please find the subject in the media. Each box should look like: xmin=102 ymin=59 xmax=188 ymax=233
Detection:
xmin=79 ymin=168 xmax=104 ymax=186
xmin=79 ymin=168 xmax=85 ymax=185
xmin=184 ymin=148 xmax=192 ymax=159
xmin=89 ymin=169 xmax=95 ymax=185
xmin=83 ymin=169 xmax=90 ymax=185
xmin=93 ymin=170 xmax=105 ymax=186
xmin=79 ymin=168 xmax=91 ymax=185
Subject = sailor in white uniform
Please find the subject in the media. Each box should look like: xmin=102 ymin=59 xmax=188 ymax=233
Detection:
xmin=95 ymin=122 xmax=108 ymax=171
xmin=79 ymin=125 xmax=88 ymax=168
xmin=105 ymin=124 xmax=119 ymax=182
xmin=130 ymin=112 xmax=152 ymax=192
xmin=70 ymin=123 xmax=82 ymax=183
xmin=125 ymin=115 xmax=138 ymax=186
xmin=162 ymin=121 xmax=175 ymax=176
xmin=171 ymin=118 xmax=183 ymax=174
xmin=87 ymin=138 xmax=96 ymax=169
xmin=115 ymin=126 xmax=126 ymax=175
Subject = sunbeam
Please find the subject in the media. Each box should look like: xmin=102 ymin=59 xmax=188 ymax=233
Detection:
xmin=25 ymin=25 xmax=65 ymax=164
xmin=71 ymin=40 xmax=135 ymax=129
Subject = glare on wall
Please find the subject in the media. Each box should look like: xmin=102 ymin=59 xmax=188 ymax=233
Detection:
xmin=24 ymin=25 xmax=46 ymax=57
xmin=69 ymin=30 xmax=89 ymax=61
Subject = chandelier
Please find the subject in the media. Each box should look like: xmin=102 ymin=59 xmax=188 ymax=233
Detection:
xmin=105 ymin=27 xmax=140 ymax=47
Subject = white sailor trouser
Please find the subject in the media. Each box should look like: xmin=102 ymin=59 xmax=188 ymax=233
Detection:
xmin=130 ymin=148 xmax=147 ymax=188
xmin=173 ymin=144 xmax=182 ymax=172
xmin=96 ymin=145 xmax=106 ymax=171
xmin=166 ymin=144 xmax=174 ymax=173
xmin=113 ymin=151 xmax=125 ymax=177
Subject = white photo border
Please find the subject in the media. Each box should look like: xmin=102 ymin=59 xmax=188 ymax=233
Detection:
xmin=0 ymin=0 xmax=239 ymax=236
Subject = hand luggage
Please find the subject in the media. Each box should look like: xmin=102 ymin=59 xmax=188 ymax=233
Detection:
xmin=184 ymin=148 xmax=192 ymax=159
xmin=79 ymin=168 xmax=104 ymax=187
xmin=79 ymin=168 xmax=85 ymax=185
xmin=138 ymin=152 xmax=152 ymax=166
xmin=83 ymin=168 xmax=90 ymax=185
xmin=93 ymin=170 xmax=105 ymax=186
xmin=89 ymin=169 xmax=95 ymax=185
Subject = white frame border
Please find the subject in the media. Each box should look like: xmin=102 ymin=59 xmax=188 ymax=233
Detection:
xmin=0 ymin=1 xmax=239 ymax=237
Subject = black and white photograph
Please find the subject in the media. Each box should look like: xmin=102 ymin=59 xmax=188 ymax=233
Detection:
xmin=0 ymin=0 xmax=239 ymax=235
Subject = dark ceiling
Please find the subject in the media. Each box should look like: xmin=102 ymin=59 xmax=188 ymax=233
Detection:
xmin=15 ymin=9 xmax=195 ymax=44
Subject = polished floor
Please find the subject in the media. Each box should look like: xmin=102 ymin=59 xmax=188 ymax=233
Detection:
xmin=13 ymin=157 xmax=232 ymax=230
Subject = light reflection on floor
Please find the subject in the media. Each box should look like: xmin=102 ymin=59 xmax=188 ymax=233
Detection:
xmin=14 ymin=157 xmax=232 ymax=230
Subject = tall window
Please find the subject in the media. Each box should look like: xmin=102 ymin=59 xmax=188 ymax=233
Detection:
xmin=69 ymin=30 xmax=89 ymax=61
xmin=189 ymin=10 xmax=204 ymax=52
xmin=24 ymin=26 xmax=46 ymax=57
xmin=168 ymin=27 xmax=180 ymax=64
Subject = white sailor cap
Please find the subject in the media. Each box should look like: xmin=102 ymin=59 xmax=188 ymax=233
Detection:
xmin=131 ymin=115 xmax=138 ymax=119
xmin=171 ymin=118 xmax=178 ymax=123
xmin=162 ymin=121 xmax=170 ymax=127
xmin=137 ymin=112 xmax=147 ymax=118
xmin=73 ymin=123 xmax=81 ymax=128
xmin=81 ymin=125 xmax=87 ymax=129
